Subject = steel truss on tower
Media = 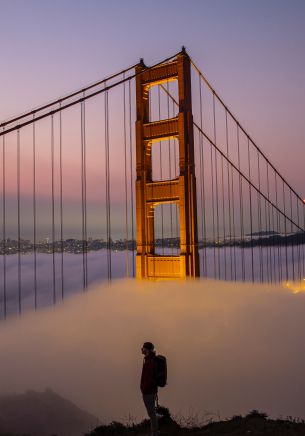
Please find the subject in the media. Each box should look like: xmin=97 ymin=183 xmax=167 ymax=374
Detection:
xmin=135 ymin=49 xmax=200 ymax=278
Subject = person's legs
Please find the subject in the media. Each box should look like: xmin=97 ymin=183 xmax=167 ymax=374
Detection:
xmin=143 ymin=393 xmax=158 ymax=435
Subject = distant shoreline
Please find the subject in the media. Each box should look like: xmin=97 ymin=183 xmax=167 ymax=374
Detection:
xmin=1 ymin=231 xmax=305 ymax=255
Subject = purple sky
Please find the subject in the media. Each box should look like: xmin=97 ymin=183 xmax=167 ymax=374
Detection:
xmin=0 ymin=0 xmax=304 ymax=239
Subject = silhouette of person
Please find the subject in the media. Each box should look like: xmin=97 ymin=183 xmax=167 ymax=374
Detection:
xmin=141 ymin=341 xmax=159 ymax=436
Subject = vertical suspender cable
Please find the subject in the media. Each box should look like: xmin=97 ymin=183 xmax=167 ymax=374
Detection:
xmin=198 ymin=130 xmax=206 ymax=276
xmin=83 ymin=100 xmax=88 ymax=288
xmin=271 ymin=204 xmax=277 ymax=283
xmin=83 ymin=98 xmax=88 ymax=288
xmin=173 ymin=97 xmax=179 ymax=249
xmin=230 ymin=161 xmax=237 ymax=281
xmin=247 ymin=138 xmax=254 ymax=282
xmin=148 ymin=86 xmax=151 ymax=121
xmin=128 ymin=80 xmax=135 ymax=276
xmin=274 ymin=172 xmax=282 ymax=282
xmin=266 ymin=163 xmax=273 ymax=282
xmin=290 ymin=189 xmax=295 ymax=281
xmin=273 ymin=183 xmax=278 ymax=283
xmin=269 ymin=169 xmax=277 ymax=282
xmin=269 ymin=204 xmax=275 ymax=282
xmin=225 ymin=111 xmax=233 ymax=280
xmin=105 ymin=89 xmax=112 ymax=281
xmin=202 ymin=141 xmax=208 ymax=277
xmin=108 ymin=92 xmax=111 ymax=280
xmin=282 ymin=181 xmax=289 ymax=281
xmin=212 ymin=93 xmax=220 ymax=278
xmin=149 ymin=82 xmax=153 ymax=256
xmin=264 ymin=198 xmax=270 ymax=282
xmin=210 ymin=139 xmax=216 ymax=279
xmin=296 ymin=197 xmax=301 ymax=284
xmin=51 ymin=115 xmax=56 ymax=304
xmin=269 ymin=170 xmax=277 ymax=282
xmin=106 ymin=91 xmax=112 ymax=280
xmin=81 ymin=97 xmax=88 ymax=290
xmin=158 ymin=85 xmax=164 ymax=254
xmin=148 ymin=86 xmax=152 ymax=256
xmin=166 ymin=80 xmax=173 ymax=255
xmin=80 ymin=100 xmax=85 ymax=290
xmin=301 ymin=201 xmax=305 ymax=280
xmin=257 ymin=152 xmax=263 ymax=282
xmin=123 ymin=77 xmax=129 ymax=276
xmin=32 ymin=117 xmax=37 ymax=309
xmin=199 ymin=75 xmax=207 ymax=277
xmin=265 ymin=167 xmax=270 ymax=282
xmin=221 ymin=154 xmax=226 ymax=280
xmin=236 ymin=126 xmax=245 ymax=281
xmin=2 ymin=130 xmax=6 ymax=318
xmin=59 ymin=106 xmax=64 ymax=299
xmin=302 ymin=201 xmax=305 ymax=280
xmin=17 ymin=129 xmax=21 ymax=314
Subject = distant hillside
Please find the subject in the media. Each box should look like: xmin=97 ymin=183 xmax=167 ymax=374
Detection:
xmin=0 ymin=389 xmax=98 ymax=436
xmin=87 ymin=408 xmax=305 ymax=436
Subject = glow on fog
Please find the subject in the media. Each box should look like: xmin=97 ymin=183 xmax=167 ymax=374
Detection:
xmin=284 ymin=278 xmax=305 ymax=293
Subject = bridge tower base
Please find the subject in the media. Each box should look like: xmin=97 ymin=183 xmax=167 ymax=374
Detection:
xmin=135 ymin=50 xmax=199 ymax=279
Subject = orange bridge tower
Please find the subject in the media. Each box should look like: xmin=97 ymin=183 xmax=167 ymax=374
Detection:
xmin=135 ymin=49 xmax=199 ymax=279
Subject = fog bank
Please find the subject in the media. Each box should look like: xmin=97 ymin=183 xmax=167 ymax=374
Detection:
xmin=0 ymin=278 xmax=305 ymax=423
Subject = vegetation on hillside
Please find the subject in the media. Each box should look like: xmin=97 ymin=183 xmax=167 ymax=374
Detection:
xmin=86 ymin=407 xmax=305 ymax=436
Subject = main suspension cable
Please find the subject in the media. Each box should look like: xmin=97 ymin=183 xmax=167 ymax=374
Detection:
xmin=0 ymin=64 xmax=139 ymax=130
xmin=190 ymin=59 xmax=305 ymax=208
xmin=1 ymin=52 xmax=181 ymax=138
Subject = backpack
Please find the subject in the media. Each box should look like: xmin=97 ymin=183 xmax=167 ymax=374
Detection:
xmin=155 ymin=355 xmax=167 ymax=387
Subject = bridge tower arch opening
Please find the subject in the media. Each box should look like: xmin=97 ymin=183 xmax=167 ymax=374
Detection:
xmin=135 ymin=49 xmax=200 ymax=279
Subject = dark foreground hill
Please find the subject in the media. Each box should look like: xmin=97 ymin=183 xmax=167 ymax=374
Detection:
xmin=0 ymin=389 xmax=98 ymax=436
xmin=0 ymin=399 xmax=305 ymax=436
xmin=87 ymin=408 xmax=305 ymax=436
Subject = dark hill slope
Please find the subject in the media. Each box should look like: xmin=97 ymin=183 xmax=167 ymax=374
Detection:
xmin=0 ymin=389 xmax=98 ymax=436
xmin=87 ymin=409 xmax=305 ymax=436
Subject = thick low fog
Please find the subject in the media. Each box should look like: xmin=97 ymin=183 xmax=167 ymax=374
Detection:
xmin=0 ymin=278 xmax=305 ymax=425
xmin=0 ymin=246 xmax=299 ymax=317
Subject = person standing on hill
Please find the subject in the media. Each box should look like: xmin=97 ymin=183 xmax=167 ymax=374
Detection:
xmin=140 ymin=342 xmax=159 ymax=436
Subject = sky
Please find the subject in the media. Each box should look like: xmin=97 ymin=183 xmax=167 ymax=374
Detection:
xmin=0 ymin=3 xmax=305 ymax=429
xmin=0 ymin=0 xmax=304 ymax=240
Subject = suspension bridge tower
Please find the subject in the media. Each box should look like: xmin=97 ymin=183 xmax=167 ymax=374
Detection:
xmin=135 ymin=49 xmax=199 ymax=279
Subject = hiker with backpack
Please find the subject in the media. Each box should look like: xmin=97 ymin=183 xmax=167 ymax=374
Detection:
xmin=140 ymin=342 xmax=167 ymax=436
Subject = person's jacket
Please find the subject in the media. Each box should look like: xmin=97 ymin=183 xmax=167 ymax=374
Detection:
xmin=141 ymin=352 xmax=158 ymax=394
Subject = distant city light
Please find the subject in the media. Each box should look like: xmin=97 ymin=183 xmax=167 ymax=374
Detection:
xmin=284 ymin=280 xmax=305 ymax=293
